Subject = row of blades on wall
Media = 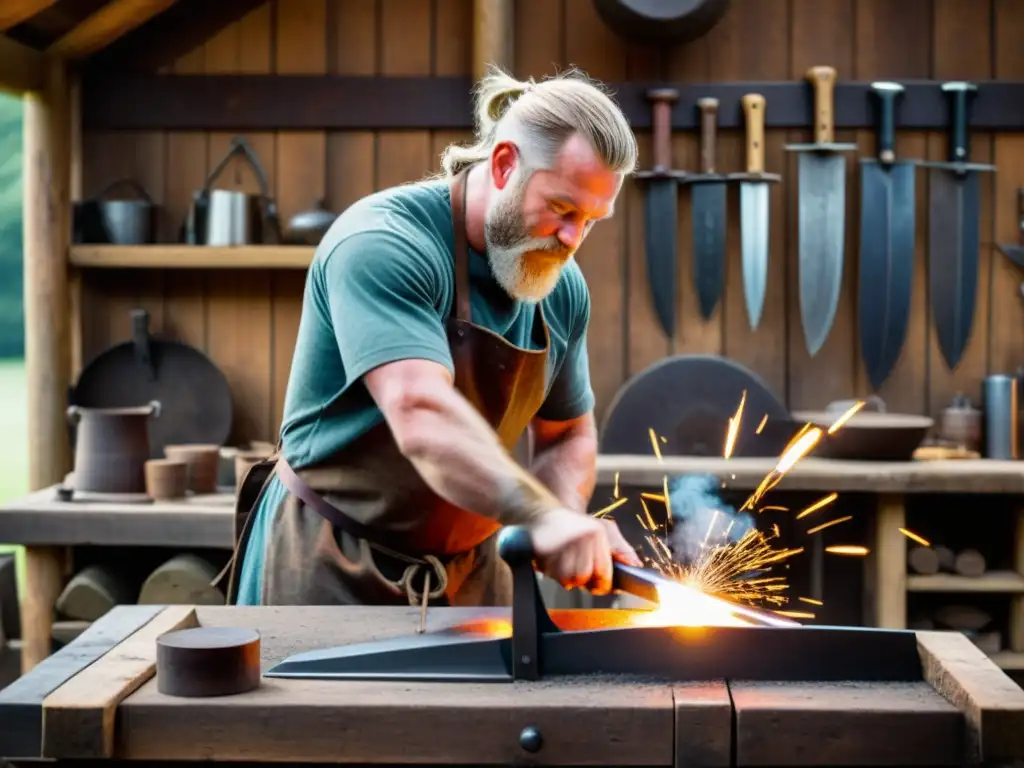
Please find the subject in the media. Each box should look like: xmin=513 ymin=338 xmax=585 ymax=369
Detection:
xmin=637 ymin=65 xmax=1008 ymax=392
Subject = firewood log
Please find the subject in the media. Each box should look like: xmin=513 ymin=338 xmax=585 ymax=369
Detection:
xmin=138 ymin=554 xmax=225 ymax=606
xmin=934 ymin=545 xmax=956 ymax=572
xmin=933 ymin=604 xmax=991 ymax=633
xmin=55 ymin=564 xmax=136 ymax=621
xmin=908 ymin=546 xmax=940 ymax=575
xmin=954 ymin=548 xmax=986 ymax=578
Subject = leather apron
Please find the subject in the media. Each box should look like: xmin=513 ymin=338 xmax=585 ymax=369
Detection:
xmin=224 ymin=168 xmax=551 ymax=608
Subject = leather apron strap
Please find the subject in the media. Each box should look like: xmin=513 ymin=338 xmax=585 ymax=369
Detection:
xmin=450 ymin=169 xmax=472 ymax=323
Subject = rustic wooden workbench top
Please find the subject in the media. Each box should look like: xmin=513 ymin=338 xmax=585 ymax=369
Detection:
xmin=2 ymin=604 xmax=1024 ymax=767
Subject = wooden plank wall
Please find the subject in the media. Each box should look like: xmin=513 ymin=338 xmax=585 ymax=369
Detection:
xmin=77 ymin=0 xmax=1024 ymax=448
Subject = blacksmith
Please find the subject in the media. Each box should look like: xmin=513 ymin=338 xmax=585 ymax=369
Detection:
xmin=228 ymin=67 xmax=641 ymax=609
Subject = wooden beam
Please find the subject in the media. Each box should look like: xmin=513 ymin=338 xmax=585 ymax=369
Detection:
xmin=23 ymin=54 xmax=71 ymax=493
xmin=0 ymin=1 xmax=58 ymax=32
xmin=84 ymin=0 xmax=268 ymax=72
xmin=0 ymin=33 xmax=43 ymax=93
xmin=472 ymin=0 xmax=514 ymax=81
xmin=78 ymin=74 xmax=1024 ymax=132
xmin=47 ymin=0 xmax=177 ymax=60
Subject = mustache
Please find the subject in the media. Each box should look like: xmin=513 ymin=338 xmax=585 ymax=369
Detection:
xmin=519 ymin=238 xmax=572 ymax=259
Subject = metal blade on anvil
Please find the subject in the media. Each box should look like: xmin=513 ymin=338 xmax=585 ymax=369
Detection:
xmin=858 ymin=159 xmax=916 ymax=390
xmin=928 ymin=166 xmax=981 ymax=370
xmin=794 ymin=149 xmax=851 ymax=357
xmin=691 ymin=180 xmax=727 ymax=319
xmin=612 ymin=563 xmax=798 ymax=628
xmin=740 ymin=181 xmax=769 ymax=329
xmin=643 ymin=178 xmax=679 ymax=339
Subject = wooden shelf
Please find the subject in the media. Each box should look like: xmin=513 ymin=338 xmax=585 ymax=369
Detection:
xmin=69 ymin=245 xmax=314 ymax=269
xmin=906 ymin=571 xmax=1024 ymax=594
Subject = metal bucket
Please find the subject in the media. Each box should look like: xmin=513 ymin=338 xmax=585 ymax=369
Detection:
xmin=67 ymin=401 xmax=161 ymax=494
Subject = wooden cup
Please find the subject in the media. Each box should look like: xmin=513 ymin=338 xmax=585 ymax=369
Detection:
xmin=164 ymin=444 xmax=222 ymax=494
xmin=144 ymin=459 xmax=188 ymax=500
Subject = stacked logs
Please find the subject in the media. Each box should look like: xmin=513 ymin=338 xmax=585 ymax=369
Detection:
xmin=906 ymin=544 xmax=1001 ymax=655
xmin=51 ymin=554 xmax=225 ymax=643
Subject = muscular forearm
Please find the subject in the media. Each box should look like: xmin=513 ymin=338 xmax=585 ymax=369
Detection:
xmin=387 ymin=380 xmax=563 ymax=526
xmin=530 ymin=429 xmax=598 ymax=514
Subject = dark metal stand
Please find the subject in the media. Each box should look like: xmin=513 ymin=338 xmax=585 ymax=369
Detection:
xmin=263 ymin=527 xmax=924 ymax=684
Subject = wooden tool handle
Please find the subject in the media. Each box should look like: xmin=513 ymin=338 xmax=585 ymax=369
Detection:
xmin=697 ymin=97 xmax=718 ymax=174
xmin=646 ymin=88 xmax=679 ymax=172
xmin=806 ymin=66 xmax=836 ymax=144
xmin=741 ymin=93 xmax=765 ymax=173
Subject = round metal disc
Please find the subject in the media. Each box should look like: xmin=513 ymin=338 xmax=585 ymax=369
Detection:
xmin=599 ymin=355 xmax=795 ymax=458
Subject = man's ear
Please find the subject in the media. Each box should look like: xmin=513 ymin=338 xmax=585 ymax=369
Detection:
xmin=490 ymin=141 xmax=518 ymax=190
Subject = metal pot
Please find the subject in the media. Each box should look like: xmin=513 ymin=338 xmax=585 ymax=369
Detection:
xmin=67 ymin=401 xmax=161 ymax=494
xmin=794 ymin=397 xmax=933 ymax=462
xmin=592 ymin=0 xmax=731 ymax=45
xmin=939 ymin=393 xmax=981 ymax=451
xmin=285 ymin=199 xmax=337 ymax=245
xmin=73 ymin=178 xmax=156 ymax=245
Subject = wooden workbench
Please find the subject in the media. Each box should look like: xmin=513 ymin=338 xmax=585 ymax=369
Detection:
xmin=0 ymin=486 xmax=235 ymax=674
xmin=595 ymin=455 xmax=1024 ymax=646
xmin=1 ymin=604 xmax=1023 ymax=766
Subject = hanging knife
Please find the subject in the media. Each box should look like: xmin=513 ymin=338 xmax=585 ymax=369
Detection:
xmin=919 ymin=82 xmax=997 ymax=371
xmin=683 ymin=97 xmax=728 ymax=320
xmin=785 ymin=66 xmax=857 ymax=357
xmin=997 ymin=189 xmax=1024 ymax=270
xmin=636 ymin=89 xmax=686 ymax=341
xmin=731 ymin=93 xmax=781 ymax=330
xmin=858 ymin=82 xmax=919 ymax=390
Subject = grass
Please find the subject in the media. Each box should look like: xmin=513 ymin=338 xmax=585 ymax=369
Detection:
xmin=0 ymin=357 xmax=29 ymax=598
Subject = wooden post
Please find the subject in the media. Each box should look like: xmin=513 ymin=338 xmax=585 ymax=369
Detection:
xmin=472 ymin=0 xmax=514 ymax=82
xmin=871 ymin=493 xmax=907 ymax=629
xmin=24 ymin=54 xmax=71 ymax=489
xmin=21 ymin=54 xmax=72 ymax=672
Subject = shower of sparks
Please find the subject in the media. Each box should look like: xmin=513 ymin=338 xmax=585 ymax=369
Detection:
xmin=899 ymin=528 xmax=930 ymax=547
xmin=651 ymin=525 xmax=804 ymax=607
xmin=827 ymin=400 xmax=866 ymax=433
xmin=723 ymin=390 xmax=747 ymax=459
xmin=593 ymin=497 xmax=628 ymax=519
xmin=795 ymin=492 xmax=838 ymax=520
xmin=593 ymin=396 xmax=871 ymax=618
xmin=775 ymin=610 xmax=816 ymax=620
xmin=805 ymin=515 xmax=852 ymax=535
xmin=826 ymin=545 xmax=869 ymax=556
xmin=649 ymin=428 xmax=663 ymax=461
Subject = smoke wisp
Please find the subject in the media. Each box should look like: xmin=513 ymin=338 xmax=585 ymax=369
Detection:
xmin=667 ymin=473 xmax=754 ymax=565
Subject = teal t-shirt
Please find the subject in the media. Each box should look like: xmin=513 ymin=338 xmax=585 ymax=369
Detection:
xmin=235 ymin=178 xmax=595 ymax=604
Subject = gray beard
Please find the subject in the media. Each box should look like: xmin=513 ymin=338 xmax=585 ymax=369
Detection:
xmin=484 ymin=172 xmax=572 ymax=303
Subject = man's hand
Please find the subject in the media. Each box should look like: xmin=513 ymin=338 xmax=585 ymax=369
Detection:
xmin=526 ymin=509 xmax=641 ymax=595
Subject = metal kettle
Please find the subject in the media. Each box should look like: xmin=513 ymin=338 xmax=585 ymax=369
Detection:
xmin=181 ymin=136 xmax=282 ymax=246
xmin=284 ymin=199 xmax=337 ymax=245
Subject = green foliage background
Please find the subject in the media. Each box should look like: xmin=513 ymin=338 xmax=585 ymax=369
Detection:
xmin=0 ymin=93 xmax=23 ymax=359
